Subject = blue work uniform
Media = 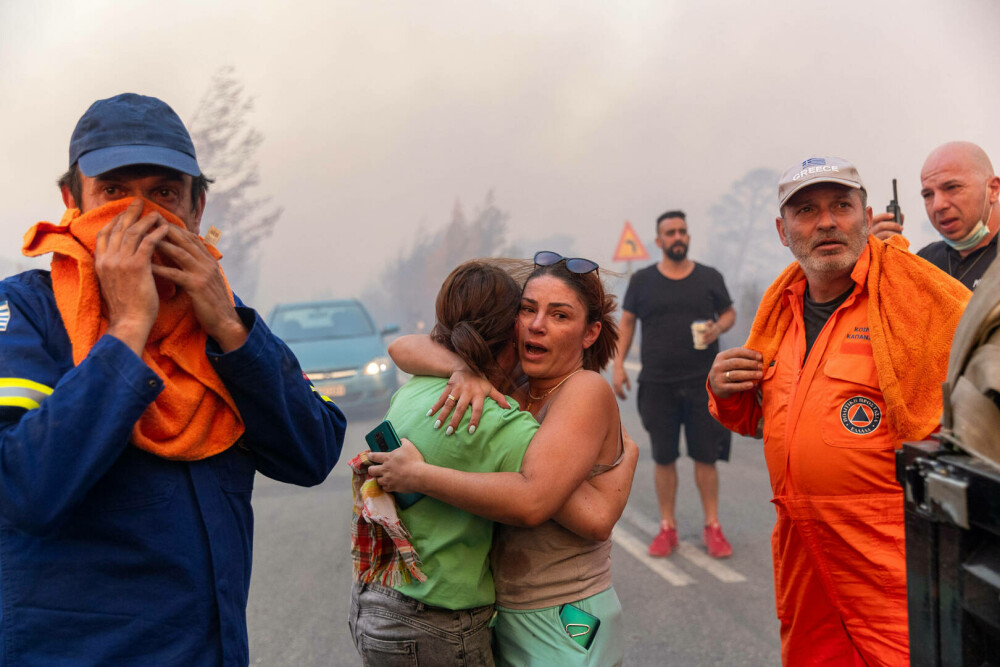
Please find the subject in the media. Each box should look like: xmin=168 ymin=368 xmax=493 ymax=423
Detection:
xmin=0 ymin=270 xmax=346 ymax=666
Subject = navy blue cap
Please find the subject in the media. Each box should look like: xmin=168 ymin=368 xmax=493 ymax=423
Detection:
xmin=69 ymin=93 xmax=201 ymax=177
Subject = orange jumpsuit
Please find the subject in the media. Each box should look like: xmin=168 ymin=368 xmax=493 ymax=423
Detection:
xmin=709 ymin=252 xmax=913 ymax=666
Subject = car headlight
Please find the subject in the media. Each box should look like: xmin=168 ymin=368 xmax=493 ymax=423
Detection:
xmin=364 ymin=357 xmax=391 ymax=375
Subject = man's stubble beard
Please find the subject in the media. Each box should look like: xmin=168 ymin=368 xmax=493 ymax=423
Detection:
xmin=786 ymin=222 xmax=868 ymax=280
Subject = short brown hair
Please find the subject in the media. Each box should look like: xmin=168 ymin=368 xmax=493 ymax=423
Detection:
xmin=524 ymin=262 xmax=619 ymax=372
xmin=430 ymin=260 xmax=521 ymax=387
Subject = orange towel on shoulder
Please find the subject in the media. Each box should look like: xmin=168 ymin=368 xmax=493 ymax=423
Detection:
xmin=22 ymin=198 xmax=245 ymax=461
xmin=747 ymin=234 xmax=970 ymax=442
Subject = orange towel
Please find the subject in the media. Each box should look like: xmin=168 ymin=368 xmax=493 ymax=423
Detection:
xmin=22 ymin=198 xmax=245 ymax=461
xmin=747 ymin=234 xmax=970 ymax=442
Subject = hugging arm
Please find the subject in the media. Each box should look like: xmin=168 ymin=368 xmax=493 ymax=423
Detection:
xmin=369 ymin=373 xmax=613 ymax=527
xmin=388 ymin=334 xmax=466 ymax=377
xmin=388 ymin=334 xmax=509 ymax=430
xmin=552 ymin=425 xmax=639 ymax=541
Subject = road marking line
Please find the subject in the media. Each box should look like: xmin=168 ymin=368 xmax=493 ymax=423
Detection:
xmin=621 ymin=507 xmax=747 ymax=583
xmin=612 ymin=525 xmax=695 ymax=586
xmin=622 ymin=506 xmax=666 ymax=535
xmin=674 ymin=542 xmax=747 ymax=583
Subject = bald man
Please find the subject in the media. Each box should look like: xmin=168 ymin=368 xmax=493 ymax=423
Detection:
xmin=874 ymin=141 xmax=1000 ymax=290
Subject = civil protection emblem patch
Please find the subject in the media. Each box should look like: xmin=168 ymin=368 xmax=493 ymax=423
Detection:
xmin=840 ymin=396 xmax=881 ymax=434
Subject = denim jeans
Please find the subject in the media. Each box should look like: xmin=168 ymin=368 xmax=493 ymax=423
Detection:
xmin=349 ymin=582 xmax=495 ymax=666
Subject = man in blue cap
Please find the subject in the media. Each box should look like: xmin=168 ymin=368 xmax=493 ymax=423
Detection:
xmin=0 ymin=93 xmax=347 ymax=664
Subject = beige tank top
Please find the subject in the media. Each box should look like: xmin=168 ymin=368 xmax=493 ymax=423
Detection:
xmin=491 ymin=399 xmax=624 ymax=609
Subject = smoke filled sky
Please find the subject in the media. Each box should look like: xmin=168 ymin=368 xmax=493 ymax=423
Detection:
xmin=2 ymin=0 xmax=999 ymax=313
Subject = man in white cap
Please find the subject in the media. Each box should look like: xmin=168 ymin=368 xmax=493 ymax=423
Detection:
xmin=706 ymin=157 xmax=969 ymax=665
xmin=873 ymin=141 xmax=998 ymax=290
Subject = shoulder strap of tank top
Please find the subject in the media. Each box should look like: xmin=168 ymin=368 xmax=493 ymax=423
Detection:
xmin=590 ymin=422 xmax=626 ymax=477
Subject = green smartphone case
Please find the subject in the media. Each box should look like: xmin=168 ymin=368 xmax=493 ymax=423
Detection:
xmin=559 ymin=603 xmax=600 ymax=649
xmin=363 ymin=420 xmax=424 ymax=509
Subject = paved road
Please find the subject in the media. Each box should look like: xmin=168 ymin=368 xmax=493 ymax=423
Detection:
xmin=247 ymin=382 xmax=782 ymax=665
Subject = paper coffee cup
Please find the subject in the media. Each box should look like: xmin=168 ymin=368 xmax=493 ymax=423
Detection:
xmin=691 ymin=320 xmax=710 ymax=350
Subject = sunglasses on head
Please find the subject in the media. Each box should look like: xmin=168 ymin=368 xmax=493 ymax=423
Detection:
xmin=533 ymin=251 xmax=600 ymax=275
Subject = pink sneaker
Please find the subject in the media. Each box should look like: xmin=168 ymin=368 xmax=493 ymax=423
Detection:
xmin=648 ymin=525 xmax=679 ymax=557
xmin=703 ymin=523 xmax=733 ymax=558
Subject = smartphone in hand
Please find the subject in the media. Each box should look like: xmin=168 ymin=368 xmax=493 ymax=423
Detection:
xmin=364 ymin=420 xmax=424 ymax=509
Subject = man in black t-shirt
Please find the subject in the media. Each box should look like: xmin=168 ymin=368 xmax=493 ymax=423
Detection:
xmin=872 ymin=141 xmax=998 ymax=290
xmin=612 ymin=210 xmax=736 ymax=558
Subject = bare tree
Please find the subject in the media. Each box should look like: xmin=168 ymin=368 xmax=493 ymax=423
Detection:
xmin=705 ymin=168 xmax=787 ymax=343
xmin=188 ymin=66 xmax=281 ymax=302
xmin=363 ymin=192 xmax=517 ymax=333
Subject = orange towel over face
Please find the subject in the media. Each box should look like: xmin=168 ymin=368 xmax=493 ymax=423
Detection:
xmin=747 ymin=234 xmax=971 ymax=442
xmin=22 ymin=198 xmax=245 ymax=461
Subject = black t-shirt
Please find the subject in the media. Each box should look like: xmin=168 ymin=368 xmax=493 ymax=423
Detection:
xmin=916 ymin=234 xmax=997 ymax=291
xmin=802 ymin=285 xmax=854 ymax=361
xmin=622 ymin=262 xmax=732 ymax=383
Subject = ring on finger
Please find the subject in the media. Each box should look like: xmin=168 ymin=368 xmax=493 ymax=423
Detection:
xmin=447 ymin=394 xmax=457 ymax=402
xmin=725 ymin=371 xmax=732 ymax=381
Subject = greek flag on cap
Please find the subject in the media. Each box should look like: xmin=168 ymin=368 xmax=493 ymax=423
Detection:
xmin=802 ymin=157 xmax=827 ymax=168
xmin=0 ymin=301 xmax=9 ymax=332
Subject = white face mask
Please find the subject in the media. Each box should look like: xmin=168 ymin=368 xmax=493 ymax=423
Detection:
xmin=942 ymin=181 xmax=994 ymax=251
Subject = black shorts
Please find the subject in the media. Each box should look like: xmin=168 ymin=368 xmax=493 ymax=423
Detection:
xmin=637 ymin=378 xmax=732 ymax=465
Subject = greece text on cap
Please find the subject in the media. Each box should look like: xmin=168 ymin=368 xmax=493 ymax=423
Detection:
xmin=792 ymin=165 xmax=841 ymax=181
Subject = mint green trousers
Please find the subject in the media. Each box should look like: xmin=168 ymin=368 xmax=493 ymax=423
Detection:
xmin=493 ymin=587 xmax=624 ymax=667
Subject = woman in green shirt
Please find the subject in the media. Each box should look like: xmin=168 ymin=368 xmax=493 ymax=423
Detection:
xmin=349 ymin=260 xmax=547 ymax=666
xmin=371 ymin=253 xmax=636 ymax=666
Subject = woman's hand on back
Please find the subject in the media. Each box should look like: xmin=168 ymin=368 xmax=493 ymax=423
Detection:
xmin=427 ymin=369 xmax=510 ymax=436
xmin=367 ymin=439 xmax=427 ymax=493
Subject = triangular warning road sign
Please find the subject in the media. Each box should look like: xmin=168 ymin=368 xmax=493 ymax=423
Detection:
xmin=613 ymin=221 xmax=649 ymax=262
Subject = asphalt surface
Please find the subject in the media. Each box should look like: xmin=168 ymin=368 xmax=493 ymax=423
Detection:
xmin=246 ymin=387 xmax=783 ymax=665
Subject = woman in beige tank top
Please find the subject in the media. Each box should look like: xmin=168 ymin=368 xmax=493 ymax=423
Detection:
xmin=371 ymin=254 xmax=634 ymax=665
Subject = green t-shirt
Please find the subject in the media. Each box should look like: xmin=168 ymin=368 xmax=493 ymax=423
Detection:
xmin=390 ymin=376 xmax=538 ymax=609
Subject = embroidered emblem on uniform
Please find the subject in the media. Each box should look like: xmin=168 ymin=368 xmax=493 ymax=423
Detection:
xmin=0 ymin=301 xmax=9 ymax=332
xmin=840 ymin=396 xmax=881 ymax=434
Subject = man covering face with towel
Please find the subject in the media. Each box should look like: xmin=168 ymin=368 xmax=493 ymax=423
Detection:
xmin=0 ymin=93 xmax=346 ymax=664
xmin=706 ymin=157 xmax=970 ymax=666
